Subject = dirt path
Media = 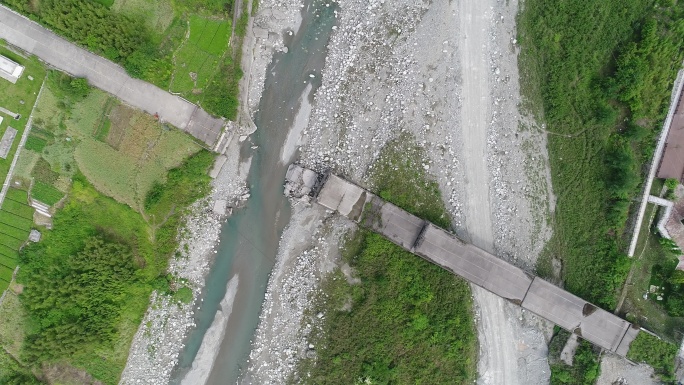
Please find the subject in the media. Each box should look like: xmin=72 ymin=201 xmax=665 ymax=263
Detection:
xmin=460 ymin=0 xmax=494 ymax=250
xmin=459 ymin=1 xmax=521 ymax=383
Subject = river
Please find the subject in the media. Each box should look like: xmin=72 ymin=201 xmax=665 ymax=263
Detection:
xmin=169 ymin=1 xmax=338 ymax=384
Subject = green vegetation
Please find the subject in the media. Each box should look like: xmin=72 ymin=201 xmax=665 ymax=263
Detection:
xmin=9 ymin=155 xmax=211 ymax=382
xmin=547 ymin=329 xmax=601 ymax=385
xmin=0 ymin=45 xmax=46 ymax=187
xmin=31 ymin=78 xmax=202 ymax=210
xmin=0 ymin=66 xmax=214 ymax=382
xmin=0 ymin=188 xmax=33 ymax=292
xmin=30 ymin=181 xmax=63 ymax=205
xmin=295 ymin=136 xmax=476 ymax=384
xmin=520 ymin=1 xmax=684 ymax=310
xmin=2 ymin=0 xmax=248 ymax=120
xmin=169 ymin=15 xmax=232 ymax=108
xmin=627 ymin=332 xmax=678 ymax=381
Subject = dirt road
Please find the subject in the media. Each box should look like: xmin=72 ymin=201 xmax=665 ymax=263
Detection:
xmin=458 ymin=1 xmax=521 ymax=384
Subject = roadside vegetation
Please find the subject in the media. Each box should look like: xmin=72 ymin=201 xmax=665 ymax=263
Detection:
xmin=547 ymin=328 xmax=600 ymax=385
xmin=294 ymin=137 xmax=477 ymax=384
xmin=627 ymin=331 xmax=678 ymax=381
xmin=0 ymin=0 xmax=247 ymax=120
xmin=0 ymin=68 xmax=215 ymax=383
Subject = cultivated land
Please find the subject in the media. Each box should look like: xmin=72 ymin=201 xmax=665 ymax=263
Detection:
xmin=0 ymin=43 xmax=44 ymax=294
xmin=0 ymin=62 xmax=218 ymax=383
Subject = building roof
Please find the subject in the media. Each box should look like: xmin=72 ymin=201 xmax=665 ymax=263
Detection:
xmin=658 ymin=89 xmax=684 ymax=181
xmin=0 ymin=54 xmax=24 ymax=84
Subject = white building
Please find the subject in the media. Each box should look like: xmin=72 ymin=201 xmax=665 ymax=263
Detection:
xmin=0 ymin=55 xmax=24 ymax=84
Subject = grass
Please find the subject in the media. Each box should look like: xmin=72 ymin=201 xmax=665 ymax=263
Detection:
xmin=618 ymin=180 xmax=684 ymax=342
xmin=17 ymin=177 xmax=156 ymax=383
xmin=627 ymin=332 xmax=678 ymax=381
xmin=0 ymin=254 xmax=16 ymax=269
xmin=294 ymin=135 xmax=477 ymax=384
xmin=0 ymin=211 xmax=33 ymax=232
xmin=170 ymin=15 xmax=231 ymax=100
xmin=0 ymin=44 xmax=46 ymax=188
xmin=112 ymin=0 xmax=175 ymax=34
xmin=31 ymin=86 xmax=202 ymax=211
xmin=547 ymin=329 xmax=601 ymax=385
xmin=24 ymin=135 xmax=47 ymax=152
xmin=0 ymin=187 xmax=34 ymax=292
xmin=0 ymin=71 xmax=215 ymax=382
xmin=520 ymin=0 xmax=684 ymax=311
xmin=31 ymin=181 xmax=63 ymax=205
xmin=2 ymin=198 xmax=34 ymax=219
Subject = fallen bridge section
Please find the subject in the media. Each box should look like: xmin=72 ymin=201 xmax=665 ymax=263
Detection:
xmin=286 ymin=166 xmax=640 ymax=356
xmin=0 ymin=5 xmax=224 ymax=147
xmin=521 ymin=277 xmax=637 ymax=355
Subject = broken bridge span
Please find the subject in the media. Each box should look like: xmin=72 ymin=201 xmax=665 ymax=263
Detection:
xmin=285 ymin=164 xmax=640 ymax=356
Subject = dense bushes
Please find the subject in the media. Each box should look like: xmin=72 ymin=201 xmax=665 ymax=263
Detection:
xmin=1 ymin=0 xmax=163 ymax=83
xmin=520 ymin=0 xmax=684 ymax=309
xmin=20 ymin=236 xmax=136 ymax=361
xmin=628 ymin=332 xmax=678 ymax=380
xmin=203 ymin=54 xmax=242 ymax=120
xmin=547 ymin=329 xmax=601 ymax=385
xmin=144 ymin=150 xmax=214 ymax=267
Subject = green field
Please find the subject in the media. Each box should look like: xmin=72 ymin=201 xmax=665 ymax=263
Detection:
xmin=0 ymin=188 xmax=34 ymax=293
xmin=520 ymin=1 xmax=684 ymax=307
xmin=170 ymin=15 xmax=231 ymax=100
xmin=0 ymin=69 xmax=214 ymax=381
xmin=30 ymin=181 xmax=63 ymax=206
xmin=29 ymin=80 xmax=202 ymax=211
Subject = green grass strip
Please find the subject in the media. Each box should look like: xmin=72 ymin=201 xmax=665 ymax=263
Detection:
xmin=0 ymin=242 xmax=18 ymax=257
xmin=0 ymin=211 xmax=32 ymax=232
xmin=31 ymin=182 xmax=63 ymax=206
xmin=0 ymin=265 xmax=13 ymax=282
xmin=5 ymin=188 xmax=28 ymax=204
xmin=0 ymin=222 xmax=29 ymax=241
xmin=2 ymin=199 xmax=34 ymax=219
xmin=0 ymin=279 xmax=9 ymax=294
xmin=0 ymin=233 xmax=24 ymax=251
xmin=0 ymin=254 xmax=16 ymax=270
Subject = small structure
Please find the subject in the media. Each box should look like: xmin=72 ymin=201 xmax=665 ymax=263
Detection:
xmin=658 ymin=89 xmax=684 ymax=181
xmin=28 ymin=230 xmax=41 ymax=243
xmin=0 ymin=55 xmax=24 ymax=84
xmin=0 ymin=127 xmax=17 ymax=159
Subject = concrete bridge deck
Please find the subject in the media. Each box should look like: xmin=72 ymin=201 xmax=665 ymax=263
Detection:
xmin=0 ymin=5 xmax=224 ymax=147
xmin=285 ymin=166 xmax=640 ymax=356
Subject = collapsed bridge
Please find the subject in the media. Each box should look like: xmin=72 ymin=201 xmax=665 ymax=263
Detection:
xmin=285 ymin=165 xmax=640 ymax=356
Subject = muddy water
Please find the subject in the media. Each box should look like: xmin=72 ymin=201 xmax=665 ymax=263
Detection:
xmin=169 ymin=2 xmax=337 ymax=384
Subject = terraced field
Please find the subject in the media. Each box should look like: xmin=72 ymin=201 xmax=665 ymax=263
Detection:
xmin=0 ymin=188 xmax=33 ymax=292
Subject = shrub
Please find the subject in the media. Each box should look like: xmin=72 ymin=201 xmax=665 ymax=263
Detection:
xmin=665 ymin=178 xmax=679 ymax=191
xmin=173 ymin=286 xmax=193 ymax=304
xmin=627 ymin=332 xmax=678 ymax=381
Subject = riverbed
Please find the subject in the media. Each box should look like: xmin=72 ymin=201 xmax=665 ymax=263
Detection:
xmin=169 ymin=1 xmax=338 ymax=384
